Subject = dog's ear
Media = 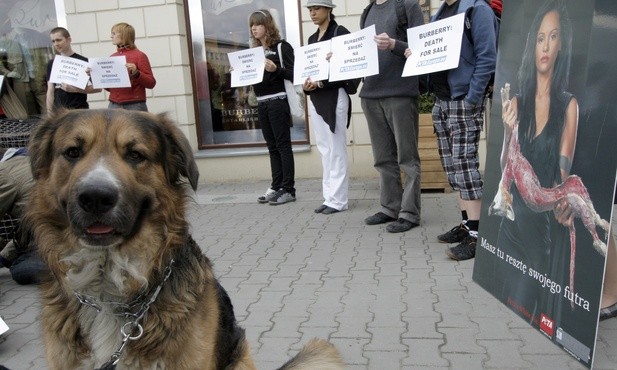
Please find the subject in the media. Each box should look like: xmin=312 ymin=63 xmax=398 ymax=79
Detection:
xmin=28 ymin=109 xmax=69 ymax=179
xmin=157 ymin=113 xmax=200 ymax=191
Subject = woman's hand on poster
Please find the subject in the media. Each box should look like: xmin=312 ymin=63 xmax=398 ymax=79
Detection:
xmin=404 ymin=48 xmax=412 ymax=58
xmin=264 ymin=59 xmax=277 ymax=72
xmin=325 ymin=52 xmax=333 ymax=62
xmin=554 ymin=198 xmax=574 ymax=227
xmin=501 ymin=83 xmax=517 ymax=133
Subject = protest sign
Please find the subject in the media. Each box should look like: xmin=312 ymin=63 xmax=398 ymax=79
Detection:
xmin=89 ymin=56 xmax=131 ymax=89
xmin=293 ymin=40 xmax=331 ymax=85
xmin=228 ymin=47 xmax=265 ymax=87
xmin=402 ymin=13 xmax=464 ymax=77
xmin=48 ymin=55 xmax=90 ymax=89
xmin=329 ymin=25 xmax=379 ymax=82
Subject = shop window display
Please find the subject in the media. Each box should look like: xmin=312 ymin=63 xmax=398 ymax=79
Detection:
xmin=0 ymin=0 xmax=57 ymax=118
xmin=187 ymin=0 xmax=307 ymax=148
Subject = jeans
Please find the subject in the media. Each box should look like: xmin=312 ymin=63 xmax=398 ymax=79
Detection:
xmin=9 ymin=250 xmax=47 ymax=285
xmin=108 ymin=101 xmax=149 ymax=112
xmin=258 ymin=98 xmax=295 ymax=195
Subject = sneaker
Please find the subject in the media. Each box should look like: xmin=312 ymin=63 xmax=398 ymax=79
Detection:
xmin=386 ymin=218 xmax=419 ymax=233
xmin=446 ymin=235 xmax=477 ymax=261
xmin=269 ymin=191 xmax=296 ymax=205
xmin=437 ymin=223 xmax=469 ymax=243
xmin=364 ymin=212 xmax=396 ymax=225
xmin=258 ymin=188 xmax=279 ymax=204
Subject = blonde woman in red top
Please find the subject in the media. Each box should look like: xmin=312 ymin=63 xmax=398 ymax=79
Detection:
xmin=108 ymin=22 xmax=156 ymax=111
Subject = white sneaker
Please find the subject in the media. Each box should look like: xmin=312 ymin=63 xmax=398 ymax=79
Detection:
xmin=257 ymin=188 xmax=279 ymax=204
xmin=269 ymin=191 xmax=296 ymax=205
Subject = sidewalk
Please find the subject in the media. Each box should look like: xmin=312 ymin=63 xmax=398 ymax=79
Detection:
xmin=1 ymin=178 xmax=616 ymax=369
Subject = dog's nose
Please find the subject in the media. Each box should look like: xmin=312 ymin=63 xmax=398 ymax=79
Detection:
xmin=78 ymin=185 xmax=119 ymax=214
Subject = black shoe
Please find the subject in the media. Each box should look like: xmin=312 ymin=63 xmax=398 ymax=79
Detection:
xmin=600 ymin=301 xmax=617 ymax=321
xmin=314 ymin=204 xmax=328 ymax=213
xmin=386 ymin=218 xmax=419 ymax=233
xmin=437 ymin=223 xmax=469 ymax=243
xmin=446 ymin=235 xmax=477 ymax=261
xmin=365 ymin=212 xmax=396 ymax=225
xmin=321 ymin=206 xmax=340 ymax=215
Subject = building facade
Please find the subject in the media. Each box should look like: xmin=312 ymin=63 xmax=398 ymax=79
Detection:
xmin=2 ymin=0 xmax=485 ymax=184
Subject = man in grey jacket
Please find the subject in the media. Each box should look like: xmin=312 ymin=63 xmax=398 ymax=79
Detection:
xmin=360 ymin=0 xmax=425 ymax=233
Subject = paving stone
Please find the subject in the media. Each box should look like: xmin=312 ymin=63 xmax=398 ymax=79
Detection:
xmin=0 ymin=179 xmax=614 ymax=370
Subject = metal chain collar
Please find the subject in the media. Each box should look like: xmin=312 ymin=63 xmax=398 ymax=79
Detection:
xmin=75 ymin=259 xmax=175 ymax=370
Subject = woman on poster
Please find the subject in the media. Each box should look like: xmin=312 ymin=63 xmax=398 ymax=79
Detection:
xmin=497 ymin=0 xmax=578 ymax=318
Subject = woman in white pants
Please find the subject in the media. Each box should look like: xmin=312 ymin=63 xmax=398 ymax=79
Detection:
xmin=303 ymin=0 xmax=352 ymax=215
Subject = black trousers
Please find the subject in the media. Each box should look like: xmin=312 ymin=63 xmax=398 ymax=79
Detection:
xmin=258 ymin=98 xmax=295 ymax=195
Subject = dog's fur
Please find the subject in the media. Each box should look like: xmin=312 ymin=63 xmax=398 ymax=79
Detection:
xmin=26 ymin=109 xmax=345 ymax=370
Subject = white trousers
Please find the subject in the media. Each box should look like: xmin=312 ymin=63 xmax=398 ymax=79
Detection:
xmin=309 ymin=88 xmax=349 ymax=211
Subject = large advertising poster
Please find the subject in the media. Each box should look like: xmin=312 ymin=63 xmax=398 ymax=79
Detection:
xmin=473 ymin=1 xmax=617 ymax=368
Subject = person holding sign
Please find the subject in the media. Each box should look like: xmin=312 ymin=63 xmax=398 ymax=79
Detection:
xmin=107 ymin=23 xmax=156 ymax=112
xmin=249 ymin=9 xmax=297 ymax=206
xmin=359 ymin=0 xmax=425 ymax=233
xmin=45 ymin=27 xmax=101 ymax=112
xmin=419 ymin=0 xmax=497 ymax=260
xmin=303 ymin=0 xmax=352 ymax=215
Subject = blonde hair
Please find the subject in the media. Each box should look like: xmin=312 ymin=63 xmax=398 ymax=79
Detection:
xmin=111 ymin=22 xmax=137 ymax=49
xmin=248 ymin=9 xmax=281 ymax=48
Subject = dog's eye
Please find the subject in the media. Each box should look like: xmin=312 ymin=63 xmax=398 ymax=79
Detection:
xmin=126 ymin=150 xmax=145 ymax=163
xmin=64 ymin=147 xmax=82 ymax=160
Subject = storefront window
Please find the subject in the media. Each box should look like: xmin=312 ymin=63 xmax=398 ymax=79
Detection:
xmin=0 ymin=0 xmax=60 ymax=119
xmin=187 ymin=0 xmax=307 ymax=148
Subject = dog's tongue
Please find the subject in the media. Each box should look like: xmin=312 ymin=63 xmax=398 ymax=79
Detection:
xmin=87 ymin=224 xmax=114 ymax=234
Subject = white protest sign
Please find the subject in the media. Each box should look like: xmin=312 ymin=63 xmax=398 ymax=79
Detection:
xmin=48 ymin=55 xmax=90 ymax=89
xmin=228 ymin=47 xmax=265 ymax=87
xmin=403 ymin=13 xmax=465 ymax=77
xmin=0 ymin=75 xmax=4 ymax=94
xmin=0 ymin=316 xmax=8 ymax=335
xmin=293 ymin=40 xmax=331 ymax=85
xmin=329 ymin=25 xmax=379 ymax=82
xmin=89 ymin=56 xmax=131 ymax=89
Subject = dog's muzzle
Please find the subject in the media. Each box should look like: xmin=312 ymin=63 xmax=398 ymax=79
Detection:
xmin=69 ymin=179 xmax=128 ymax=248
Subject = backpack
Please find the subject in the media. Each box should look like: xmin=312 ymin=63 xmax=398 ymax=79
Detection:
xmin=360 ymin=0 xmax=408 ymax=42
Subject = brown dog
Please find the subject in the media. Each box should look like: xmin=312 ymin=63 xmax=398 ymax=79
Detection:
xmin=26 ymin=109 xmax=345 ymax=370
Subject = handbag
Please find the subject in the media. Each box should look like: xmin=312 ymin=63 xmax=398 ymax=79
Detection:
xmin=247 ymin=86 xmax=258 ymax=107
xmin=277 ymin=42 xmax=305 ymax=119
